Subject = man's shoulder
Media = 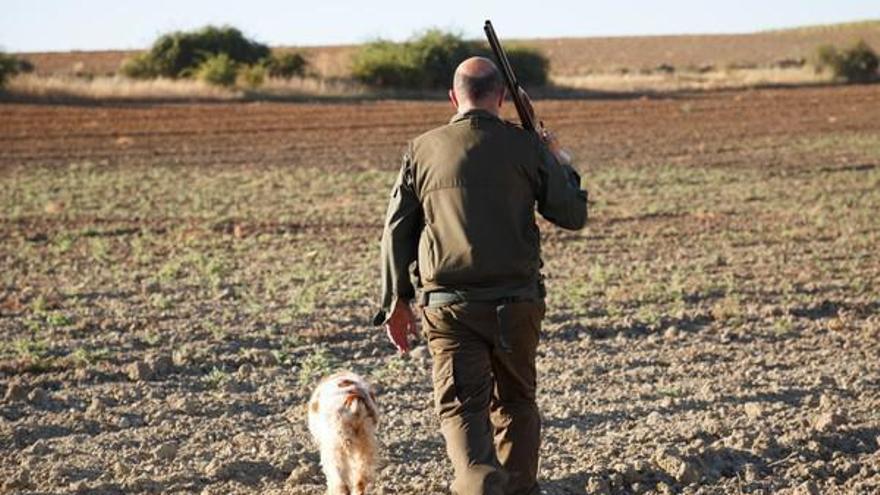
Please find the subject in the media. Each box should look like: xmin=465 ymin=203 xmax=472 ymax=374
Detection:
xmin=411 ymin=123 xmax=454 ymax=147
xmin=409 ymin=122 xmax=465 ymax=159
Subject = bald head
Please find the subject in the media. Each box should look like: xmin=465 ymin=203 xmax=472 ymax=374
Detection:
xmin=452 ymin=57 xmax=504 ymax=110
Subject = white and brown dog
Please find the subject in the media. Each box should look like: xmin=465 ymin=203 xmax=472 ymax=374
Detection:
xmin=307 ymin=371 xmax=379 ymax=495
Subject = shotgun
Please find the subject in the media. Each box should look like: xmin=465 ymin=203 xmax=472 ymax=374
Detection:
xmin=484 ymin=20 xmax=536 ymax=133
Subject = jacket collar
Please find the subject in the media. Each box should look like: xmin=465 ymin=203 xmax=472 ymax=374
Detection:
xmin=449 ymin=108 xmax=501 ymax=124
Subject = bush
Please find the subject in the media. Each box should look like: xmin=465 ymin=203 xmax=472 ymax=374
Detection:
xmin=264 ymin=52 xmax=307 ymax=79
xmin=122 ymin=25 xmax=270 ymax=79
xmin=15 ymin=58 xmax=34 ymax=74
xmin=120 ymin=53 xmax=160 ymax=79
xmin=815 ymin=40 xmax=879 ymax=83
xmin=0 ymin=53 xmax=19 ymax=86
xmin=0 ymin=52 xmax=32 ymax=87
xmin=237 ymin=63 xmax=267 ymax=88
xmin=195 ymin=53 xmax=238 ymax=87
xmin=408 ymin=30 xmax=473 ymax=88
xmin=493 ymin=46 xmax=550 ymax=87
xmin=352 ymin=40 xmax=422 ymax=87
xmin=352 ymin=29 xmax=550 ymax=89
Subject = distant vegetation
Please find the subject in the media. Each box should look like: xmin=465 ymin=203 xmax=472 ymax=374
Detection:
xmin=120 ymin=26 xmax=549 ymax=91
xmin=0 ymin=53 xmax=19 ymax=87
xmin=10 ymin=21 xmax=880 ymax=98
xmin=351 ymin=29 xmax=549 ymax=89
xmin=194 ymin=53 xmax=239 ymax=87
xmin=814 ymin=40 xmax=878 ymax=83
xmin=120 ymin=25 xmax=308 ymax=86
xmin=0 ymin=52 xmax=34 ymax=87
xmin=264 ymin=52 xmax=308 ymax=79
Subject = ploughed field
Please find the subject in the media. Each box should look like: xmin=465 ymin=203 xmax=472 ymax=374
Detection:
xmin=1 ymin=84 xmax=879 ymax=494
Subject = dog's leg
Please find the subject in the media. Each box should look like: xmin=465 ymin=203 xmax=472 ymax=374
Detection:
xmin=325 ymin=471 xmax=349 ymax=495
xmin=349 ymin=440 xmax=376 ymax=495
xmin=320 ymin=444 xmax=350 ymax=495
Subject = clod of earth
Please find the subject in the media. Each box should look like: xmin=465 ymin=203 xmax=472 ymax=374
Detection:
xmin=153 ymin=442 xmax=178 ymax=461
xmin=25 ymin=439 xmax=50 ymax=456
xmin=27 ymin=387 xmax=48 ymax=404
xmin=126 ymin=360 xmax=154 ymax=381
xmin=238 ymin=362 xmax=255 ymax=377
xmin=246 ymin=349 xmax=280 ymax=367
xmin=653 ymin=448 xmax=701 ymax=485
xmin=584 ymin=476 xmax=611 ymax=495
xmin=148 ymin=354 xmax=174 ymax=377
xmin=3 ymin=468 xmax=32 ymax=491
xmin=812 ymin=411 xmax=845 ymax=432
xmin=744 ymin=402 xmax=766 ymax=420
xmin=85 ymin=397 xmax=105 ymax=416
xmin=4 ymin=381 xmax=28 ymax=401
xmin=287 ymin=462 xmax=320 ymax=485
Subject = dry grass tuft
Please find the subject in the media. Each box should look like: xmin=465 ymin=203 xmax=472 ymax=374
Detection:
xmin=553 ymin=67 xmax=832 ymax=93
xmin=1 ymin=67 xmax=839 ymax=102
xmin=6 ymin=74 xmax=240 ymax=100
xmin=254 ymin=76 xmax=367 ymax=97
xmin=4 ymin=74 xmax=369 ymax=101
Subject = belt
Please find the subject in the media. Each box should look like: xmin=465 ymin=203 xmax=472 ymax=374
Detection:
xmin=423 ymin=291 xmax=538 ymax=308
xmin=424 ymin=291 xmax=537 ymax=354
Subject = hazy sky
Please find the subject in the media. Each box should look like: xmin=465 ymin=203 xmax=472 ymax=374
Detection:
xmin=2 ymin=0 xmax=877 ymax=52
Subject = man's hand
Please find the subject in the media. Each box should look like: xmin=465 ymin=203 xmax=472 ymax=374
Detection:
xmin=519 ymin=88 xmax=572 ymax=165
xmin=540 ymin=128 xmax=572 ymax=165
xmin=385 ymin=298 xmax=418 ymax=353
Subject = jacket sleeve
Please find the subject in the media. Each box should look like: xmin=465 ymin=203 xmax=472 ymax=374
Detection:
xmin=535 ymin=142 xmax=588 ymax=230
xmin=373 ymin=147 xmax=423 ymax=325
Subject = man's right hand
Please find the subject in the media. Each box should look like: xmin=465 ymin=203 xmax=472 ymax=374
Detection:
xmin=385 ymin=298 xmax=418 ymax=353
xmin=540 ymin=128 xmax=573 ymax=165
xmin=519 ymin=88 xmax=572 ymax=165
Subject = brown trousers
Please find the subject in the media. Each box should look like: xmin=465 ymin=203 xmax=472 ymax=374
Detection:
xmin=422 ymin=300 xmax=544 ymax=495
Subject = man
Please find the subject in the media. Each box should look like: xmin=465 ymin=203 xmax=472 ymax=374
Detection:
xmin=374 ymin=56 xmax=588 ymax=495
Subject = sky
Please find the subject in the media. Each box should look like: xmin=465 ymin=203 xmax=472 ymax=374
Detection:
xmin=1 ymin=0 xmax=878 ymax=53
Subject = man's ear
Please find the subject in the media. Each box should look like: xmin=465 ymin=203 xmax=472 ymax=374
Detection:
xmin=497 ymin=89 xmax=505 ymax=109
xmin=448 ymin=89 xmax=459 ymax=110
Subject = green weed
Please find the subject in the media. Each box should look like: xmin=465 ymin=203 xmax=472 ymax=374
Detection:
xmin=70 ymin=346 xmax=111 ymax=367
xmin=297 ymin=346 xmax=337 ymax=385
xmin=205 ymin=367 xmax=231 ymax=389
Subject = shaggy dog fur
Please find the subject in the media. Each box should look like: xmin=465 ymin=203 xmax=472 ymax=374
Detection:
xmin=307 ymin=371 xmax=379 ymax=494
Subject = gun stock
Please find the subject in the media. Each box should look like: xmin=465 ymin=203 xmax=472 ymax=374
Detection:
xmin=484 ymin=20 xmax=536 ymax=133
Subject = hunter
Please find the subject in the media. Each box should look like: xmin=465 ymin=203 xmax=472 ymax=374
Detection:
xmin=375 ymin=56 xmax=588 ymax=495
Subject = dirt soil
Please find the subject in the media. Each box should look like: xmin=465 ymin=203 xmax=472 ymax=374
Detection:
xmin=1 ymin=83 xmax=879 ymax=494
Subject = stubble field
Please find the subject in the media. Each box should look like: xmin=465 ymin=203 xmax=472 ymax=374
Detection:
xmin=1 ymin=83 xmax=879 ymax=494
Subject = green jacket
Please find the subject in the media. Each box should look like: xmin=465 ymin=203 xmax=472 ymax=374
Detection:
xmin=375 ymin=109 xmax=587 ymax=324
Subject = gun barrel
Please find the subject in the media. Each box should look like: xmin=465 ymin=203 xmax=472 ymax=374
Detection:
xmin=484 ymin=20 xmax=536 ymax=132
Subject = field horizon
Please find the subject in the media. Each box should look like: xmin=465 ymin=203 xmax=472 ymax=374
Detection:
xmin=13 ymin=19 xmax=880 ymax=80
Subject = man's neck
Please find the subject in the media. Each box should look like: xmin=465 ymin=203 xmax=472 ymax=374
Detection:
xmin=457 ymin=104 xmax=499 ymax=117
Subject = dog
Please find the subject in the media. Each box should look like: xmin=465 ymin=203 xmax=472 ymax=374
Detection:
xmin=307 ymin=371 xmax=379 ymax=494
